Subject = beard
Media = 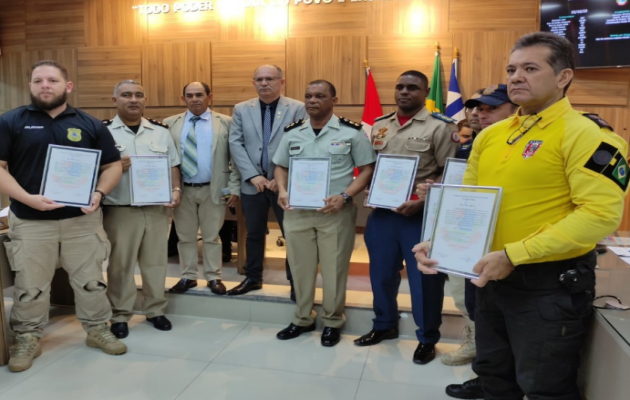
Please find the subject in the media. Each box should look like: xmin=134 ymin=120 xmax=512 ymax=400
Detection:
xmin=31 ymin=91 xmax=67 ymax=111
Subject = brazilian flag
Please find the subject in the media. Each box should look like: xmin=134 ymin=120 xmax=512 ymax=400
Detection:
xmin=613 ymin=157 xmax=629 ymax=187
xmin=426 ymin=52 xmax=443 ymax=114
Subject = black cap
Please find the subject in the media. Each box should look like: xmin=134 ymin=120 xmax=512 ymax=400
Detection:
xmin=464 ymin=84 xmax=514 ymax=108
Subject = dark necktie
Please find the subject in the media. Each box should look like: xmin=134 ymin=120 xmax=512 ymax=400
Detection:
xmin=261 ymin=104 xmax=272 ymax=174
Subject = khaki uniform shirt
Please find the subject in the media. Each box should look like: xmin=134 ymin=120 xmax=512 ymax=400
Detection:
xmin=104 ymin=115 xmax=180 ymax=205
xmin=273 ymin=114 xmax=376 ymax=196
xmin=371 ymin=108 xmax=460 ymax=187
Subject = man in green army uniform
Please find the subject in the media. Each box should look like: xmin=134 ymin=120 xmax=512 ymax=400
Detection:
xmin=102 ymin=80 xmax=182 ymax=339
xmin=273 ymin=80 xmax=376 ymax=347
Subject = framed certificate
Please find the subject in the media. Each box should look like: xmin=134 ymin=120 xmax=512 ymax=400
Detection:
xmin=366 ymin=154 xmax=419 ymax=209
xmin=442 ymin=158 xmax=468 ymax=185
xmin=428 ymin=185 xmax=503 ymax=279
xmin=129 ymin=155 xmax=172 ymax=206
xmin=40 ymin=145 xmax=101 ymax=208
xmin=420 ymin=183 xmax=442 ymax=242
xmin=288 ymin=157 xmax=331 ymax=209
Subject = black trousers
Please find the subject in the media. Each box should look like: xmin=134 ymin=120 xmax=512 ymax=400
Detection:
xmin=473 ymin=252 xmax=596 ymax=400
xmin=241 ymin=190 xmax=291 ymax=283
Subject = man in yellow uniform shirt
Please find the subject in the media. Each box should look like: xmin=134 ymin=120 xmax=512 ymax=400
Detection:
xmin=415 ymin=32 xmax=628 ymax=400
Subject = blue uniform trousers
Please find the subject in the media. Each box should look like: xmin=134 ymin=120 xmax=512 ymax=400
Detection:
xmin=364 ymin=208 xmax=445 ymax=344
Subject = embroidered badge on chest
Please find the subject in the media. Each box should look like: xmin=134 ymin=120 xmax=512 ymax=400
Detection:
xmin=376 ymin=128 xmax=388 ymax=139
xmin=522 ymin=140 xmax=543 ymax=159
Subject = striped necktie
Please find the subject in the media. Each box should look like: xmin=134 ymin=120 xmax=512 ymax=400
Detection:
xmin=182 ymin=115 xmax=201 ymax=178
xmin=261 ymin=104 xmax=271 ymax=174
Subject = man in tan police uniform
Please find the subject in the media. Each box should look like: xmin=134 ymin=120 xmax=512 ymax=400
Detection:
xmin=102 ymin=80 xmax=181 ymax=339
xmin=165 ymin=82 xmax=240 ymax=295
xmin=273 ymin=80 xmax=376 ymax=347
xmin=354 ymin=70 xmax=460 ymax=365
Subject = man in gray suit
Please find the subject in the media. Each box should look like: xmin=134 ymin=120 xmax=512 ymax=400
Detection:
xmin=165 ymin=82 xmax=240 ymax=295
xmin=228 ymin=65 xmax=306 ymax=298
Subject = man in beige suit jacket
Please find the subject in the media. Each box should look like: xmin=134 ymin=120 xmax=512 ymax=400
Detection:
xmin=165 ymin=82 xmax=240 ymax=295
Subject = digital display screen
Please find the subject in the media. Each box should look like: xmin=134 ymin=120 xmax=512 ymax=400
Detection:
xmin=540 ymin=0 xmax=630 ymax=68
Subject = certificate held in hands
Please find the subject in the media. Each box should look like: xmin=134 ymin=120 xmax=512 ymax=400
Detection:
xmin=129 ymin=155 xmax=172 ymax=206
xmin=288 ymin=157 xmax=331 ymax=209
xmin=40 ymin=144 xmax=102 ymax=208
xmin=366 ymin=154 xmax=419 ymax=209
xmin=428 ymin=185 xmax=502 ymax=279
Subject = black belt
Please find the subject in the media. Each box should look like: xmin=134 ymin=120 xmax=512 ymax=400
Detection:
xmin=502 ymin=251 xmax=596 ymax=289
xmin=184 ymin=182 xmax=210 ymax=187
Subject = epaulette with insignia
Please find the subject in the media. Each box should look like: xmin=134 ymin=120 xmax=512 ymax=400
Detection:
xmin=581 ymin=113 xmax=613 ymax=131
xmin=374 ymin=112 xmax=396 ymax=122
xmin=102 ymin=119 xmax=113 ymax=126
xmin=339 ymin=117 xmax=362 ymax=130
xmin=430 ymin=112 xmax=457 ymax=124
xmin=148 ymin=118 xmax=168 ymax=128
xmin=284 ymin=119 xmax=305 ymax=132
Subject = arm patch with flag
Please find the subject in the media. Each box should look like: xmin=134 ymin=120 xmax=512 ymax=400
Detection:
xmin=584 ymin=142 xmax=629 ymax=191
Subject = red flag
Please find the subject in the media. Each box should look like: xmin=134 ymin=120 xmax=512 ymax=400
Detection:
xmin=355 ymin=67 xmax=383 ymax=177
xmin=361 ymin=67 xmax=383 ymax=138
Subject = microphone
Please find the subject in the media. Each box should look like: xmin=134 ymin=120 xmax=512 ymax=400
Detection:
xmin=222 ymin=188 xmax=236 ymax=215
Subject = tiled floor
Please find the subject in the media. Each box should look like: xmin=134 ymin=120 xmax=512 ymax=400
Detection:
xmin=1 ymin=301 xmax=474 ymax=400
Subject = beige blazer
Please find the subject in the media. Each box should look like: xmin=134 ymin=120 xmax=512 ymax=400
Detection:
xmin=164 ymin=110 xmax=241 ymax=204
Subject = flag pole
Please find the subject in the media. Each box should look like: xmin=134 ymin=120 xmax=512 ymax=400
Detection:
xmin=453 ymin=48 xmax=459 ymax=77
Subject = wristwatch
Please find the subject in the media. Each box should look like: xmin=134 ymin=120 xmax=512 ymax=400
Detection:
xmin=94 ymin=189 xmax=106 ymax=205
xmin=340 ymin=192 xmax=352 ymax=203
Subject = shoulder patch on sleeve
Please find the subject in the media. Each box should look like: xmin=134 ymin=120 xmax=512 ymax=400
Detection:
xmin=148 ymin=118 xmax=168 ymax=128
xmin=339 ymin=117 xmax=362 ymax=130
xmin=581 ymin=113 xmax=613 ymax=131
xmin=374 ymin=111 xmax=396 ymax=122
xmin=584 ymin=142 xmax=628 ymax=191
xmin=431 ymin=112 xmax=457 ymax=124
xmin=102 ymin=119 xmax=113 ymax=126
xmin=284 ymin=119 xmax=305 ymax=132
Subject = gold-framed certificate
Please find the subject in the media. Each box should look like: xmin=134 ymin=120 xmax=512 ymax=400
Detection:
xmin=40 ymin=145 xmax=101 ymax=208
xmin=366 ymin=154 xmax=419 ymax=209
xmin=288 ymin=157 xmax=331 ymax=209
xmin=129 ymin=155 xmax=172 ymax=206
xmin=428 ymin=185 xmax=503 ymax=278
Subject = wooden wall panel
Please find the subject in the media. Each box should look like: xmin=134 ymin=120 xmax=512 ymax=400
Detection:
xmin=0 ymin=1 xmax=26 ymax=53
xmin=367 ymin=0 xmax=449 ymax=36
xmin=0 ymin=50 xmax=78 ymax=110
xmin=212 ymin=41 xmax=285 ymax=106
xmin=142 ymin=42 xmax=212 ymax=107
xmin=216 ymin=5 xmax=288 ymax=41
xmin=449 ymin=0 xmax=538 ymax=31
xmin=286 ymin=36 xmax=366 ymax=105
xmin=453 ymin=31 xmax=531 ymax=101
xmin=288 ymin=2 xmax=368 ymax=38
xmin=76 ymin=46 xmax=142 ymax=108
xmin=568 ymin=70 xmax=630 ymax=107
xmin=147 ymin=11 xmax=218 ymax=43
xmin=368 ymin=35 xmax=453 ymax=105
xmin=85 ymin=0 xmax=147 ymax=46
xmin=25 ymin=0 xmax=85 ymax=50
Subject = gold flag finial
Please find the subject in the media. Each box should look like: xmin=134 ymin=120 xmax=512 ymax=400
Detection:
xmin=454 ymin=48 xmax=459 ymax=58
xmin=364 ymin=59 xmax=369 ymax=69
xmin=435 ymin=41 xmax=439 ymax=51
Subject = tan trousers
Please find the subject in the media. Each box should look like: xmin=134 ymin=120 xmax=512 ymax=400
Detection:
xmin=103 ymin=206 xmax=168 ymax=323
xmin=450 ymin=275 xmax=469 ymax=319
xmin=173 ymin=185 xmax=225 ymax=281
xmin=4 ymin=210 xmax=112 ymax=337
xmin=284 ymin=204 xmax=357 ymax=329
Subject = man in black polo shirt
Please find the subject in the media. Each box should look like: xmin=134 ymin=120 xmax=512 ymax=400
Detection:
xmin=0 ymin=60 xmax=126 ymax=373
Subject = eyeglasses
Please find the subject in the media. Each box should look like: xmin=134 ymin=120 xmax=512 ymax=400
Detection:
xmin=506 ymin=114 xmax=542 ymax=145
xmin=254 ymin=77 xmax=281 ymax=83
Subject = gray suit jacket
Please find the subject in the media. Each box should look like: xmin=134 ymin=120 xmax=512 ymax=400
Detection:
xmin=165 ymin=110 xmax=241 ymax=204
xmin=229 ymin=95 xmax=306 ymax=195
